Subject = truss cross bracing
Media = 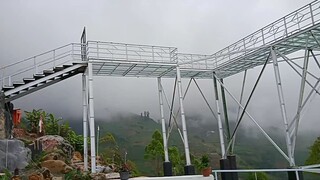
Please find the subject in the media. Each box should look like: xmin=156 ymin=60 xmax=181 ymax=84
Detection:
xmin=2 ymin=0 xmax=320 ymax=176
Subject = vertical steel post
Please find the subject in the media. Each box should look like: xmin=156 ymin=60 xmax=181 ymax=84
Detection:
xmin=97 ymin=125 xmax=100 ymax=158
xmin=220 ymin=79 xmax=231 ymax=154
xmin=176 ymin=66 xmax=191 ymax=166
xmin=292 ymin=49 xmax=309 ymax=156
xmin=157 ymin=77 xmax=169 ymax=162
xmin=88 ymin=62 xmax=96 ymax=173
xmin=82 ymin=74 xmax=88 ymax=171
xmin=271 ymin=47 xmax=295 ymax=166
xmin=213 ymin=73 xmax=226 ymax=159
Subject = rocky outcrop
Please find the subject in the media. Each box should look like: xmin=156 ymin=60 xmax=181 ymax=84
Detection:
xmin=34 ymin=135 xmax=74 ymax=157
xmin=0 ymin=139 xmax=31 ymax=171
xmin=41 ymin=160 xmax=73 ymax=174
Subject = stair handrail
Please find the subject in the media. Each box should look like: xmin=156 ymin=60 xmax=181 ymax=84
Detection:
xmin=0 ymin=43 xmax=83 ymax=87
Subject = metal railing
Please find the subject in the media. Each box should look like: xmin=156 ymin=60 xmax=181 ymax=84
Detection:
xmin=86 ymin=41 xmax=178 ymax=64
xmin=179 ymin=0 xmax=320 ymax=70
xmin=212 ymin=167 xmax=320 ymax=180
xmin=177 ymin=53 xmax=212 ymax=69
xmin=0 ymin=43 xmax=83 ymax=87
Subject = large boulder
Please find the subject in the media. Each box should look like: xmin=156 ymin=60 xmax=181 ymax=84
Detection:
xmin=41 ymin=160 xmax=73 ymax=174
xmin=34 ymin=135 xmax=74 ymax=158
xmin=0 ymin=139 xmax=31 ymax=172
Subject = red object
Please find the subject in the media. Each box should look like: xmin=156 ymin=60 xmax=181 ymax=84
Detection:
xmin=13 ymin=109 xmax=22 ymax=127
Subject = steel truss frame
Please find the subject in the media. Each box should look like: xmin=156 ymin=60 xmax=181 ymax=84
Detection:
xmin=2 ymin=1 xmax=320 ymax=176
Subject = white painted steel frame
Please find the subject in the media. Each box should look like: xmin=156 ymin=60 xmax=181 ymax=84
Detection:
xmin=271 ymin=48 xmax=295 ymax=166
xmin=88 ymin=62 xmax=97 ymax=173
xmin=176 ymin=66 xmax=192 ymax=166
xmin=157 ymin=77 xmax=170 ymax=162
xmin=212 ymin=74 xmax=226 ymax=159
xmin=214 ymin=74 xmax=290 ymax=162
xmin=82 ymin=74 xmax=88 ymax=171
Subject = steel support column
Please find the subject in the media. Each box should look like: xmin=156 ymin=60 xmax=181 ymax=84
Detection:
xmin=292 ymin=49 xmax=309 ymax=157
xmin=220 ymin=79 xmax=231 ymax=154
xmin=158 ymin=77 xmax=172 ymax=176
xmin=157 ymin=77 xmax=169 ymax=162
xmin=271 ymin=47 xmax=295 ymax=166
xmin=88 ymin=62 xmax=96 ymax=173
xmin=213 ymin=73 xmax=226 ymax=159
xmin=82 ymin=74 xmax=88 ymax=171
xmin=176 ymin=66 xmax=194 ymax=175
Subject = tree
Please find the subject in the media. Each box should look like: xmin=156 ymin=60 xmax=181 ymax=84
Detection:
xmin=168 ymin=146 xmax=183 ymax=175
xmin=25 ymin=109 xmax=84 ymax=152
xmin=144 ymin=130 xmax=164 ymax=176
xmin=144 ymin=130 xmax=184 ymax=176
xmin=306 ymin=137 xmax=320 ymax=165
xmin=25 ymin=109 xmax=46 ymax=134
xmin=45 ymin=113 xmax=62 ymax=135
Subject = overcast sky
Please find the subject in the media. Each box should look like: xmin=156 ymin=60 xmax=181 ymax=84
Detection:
xmin=1 ymin=0 xmax=319 ymax=138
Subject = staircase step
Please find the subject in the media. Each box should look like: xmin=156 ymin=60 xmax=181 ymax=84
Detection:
xmin=12 ymin=81 xmax=25 ymax=87
xmin=53 ymin=66 xmax=64 ymax=72
xmin=43 ymin=70 xmax=55 ymax=76
xmin=33 ymin=74 xmax=45 ymax=80
xmin=2 ymin=86 xmax=14 ymax=91
xmin=23 ymin=78 xmax=35 ymax=83
xmin=63 ymin=64 xmax=72 ymax=69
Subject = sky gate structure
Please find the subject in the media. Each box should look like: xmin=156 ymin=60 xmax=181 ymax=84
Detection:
xmin=2 ymin=1 xmax=320 ymax=180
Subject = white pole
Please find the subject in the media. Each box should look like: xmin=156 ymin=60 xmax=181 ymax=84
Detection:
xmin=157 ymin=77 xmax=169 ymax=162
xmin=271 ymin=48 xmax=294 ymax=166
xmin=213 ymin=73 xmax=226 ymax=159
xmin=82 ymin=74 xmax=88 ymax=171
xmin=176 ymin=66 xmax=191 ymax=166
xmin=88 ymin=62 xmax=96 ymax=173
xmin=97 ymin=125 xmax=100 ymax=157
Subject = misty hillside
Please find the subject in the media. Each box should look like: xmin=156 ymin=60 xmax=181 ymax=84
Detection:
xmin=68 ymin=113 xmax=318 ymax=178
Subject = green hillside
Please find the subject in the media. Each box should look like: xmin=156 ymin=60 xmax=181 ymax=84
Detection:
xmin=68 ymin=113 xmax=318 ymax=179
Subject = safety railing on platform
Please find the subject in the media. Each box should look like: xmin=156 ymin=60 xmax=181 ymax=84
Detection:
xmin=212 ymin=167 xmax=320 ymax=180
xmin=177 ymin=53 xmax=212 ymax=69
xmin=179 ymin=0 xmax=320 ymax=70
xmin=86 ymin=41 xmax=178 ymax=64
xmin=0 ymin=43 xmax=83 ymax=88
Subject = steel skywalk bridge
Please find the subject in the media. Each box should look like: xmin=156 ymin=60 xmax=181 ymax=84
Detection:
xmin=1 ymin=0 xmax=320 ymax=179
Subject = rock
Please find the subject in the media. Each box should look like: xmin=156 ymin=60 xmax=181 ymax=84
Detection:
xmin=71 ymin=151 xmax=82 ymax=163
xmin=41 ymin=160 xmax=73 ymax=174
xmin=105 ymin=172 xmax=120 ymax=179
xmin=0 ymin=139 xmax=31 ymax=172
xmin=41 ymin=167 xmax=53 ymax=180
xmin=96 ymin=156 xmax=105 ymax=166
xmin=42 ymin=149 xmax=66 ymax=161
xmin=28 ymin=172 xmax=44 ymax=180
xmin=35 ymin=135 xmax=74 ymax=158
xmin=91 ymin=173 xmax=107 ymax=180
xmin=11 ymin=175 xmax=22 ymax=180
xmin=52 ymin=177 xmax=63 ymax=180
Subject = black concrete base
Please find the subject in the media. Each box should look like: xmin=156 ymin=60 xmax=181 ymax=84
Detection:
xmin=228 ymin=155 xmax=239 ymax=180
xmin=288 ymin=171 xmax=304 ymax=180
xmin=220 ymin=159 xmax=232 ymax=180
xmin=184 ymin=165 xmax=195 ymax=175
xmin=163 ymin=162 xmax=172 ymax=176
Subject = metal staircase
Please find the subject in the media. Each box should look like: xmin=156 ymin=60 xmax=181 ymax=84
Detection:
xmin=0 ymin=43 xmax=86 ymax=102
xmin=3 ymin=63 xmax=86 ymax=102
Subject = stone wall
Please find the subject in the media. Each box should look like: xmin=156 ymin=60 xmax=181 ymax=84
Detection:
xmin=0 ymin=139 xmax=31 ymax=172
